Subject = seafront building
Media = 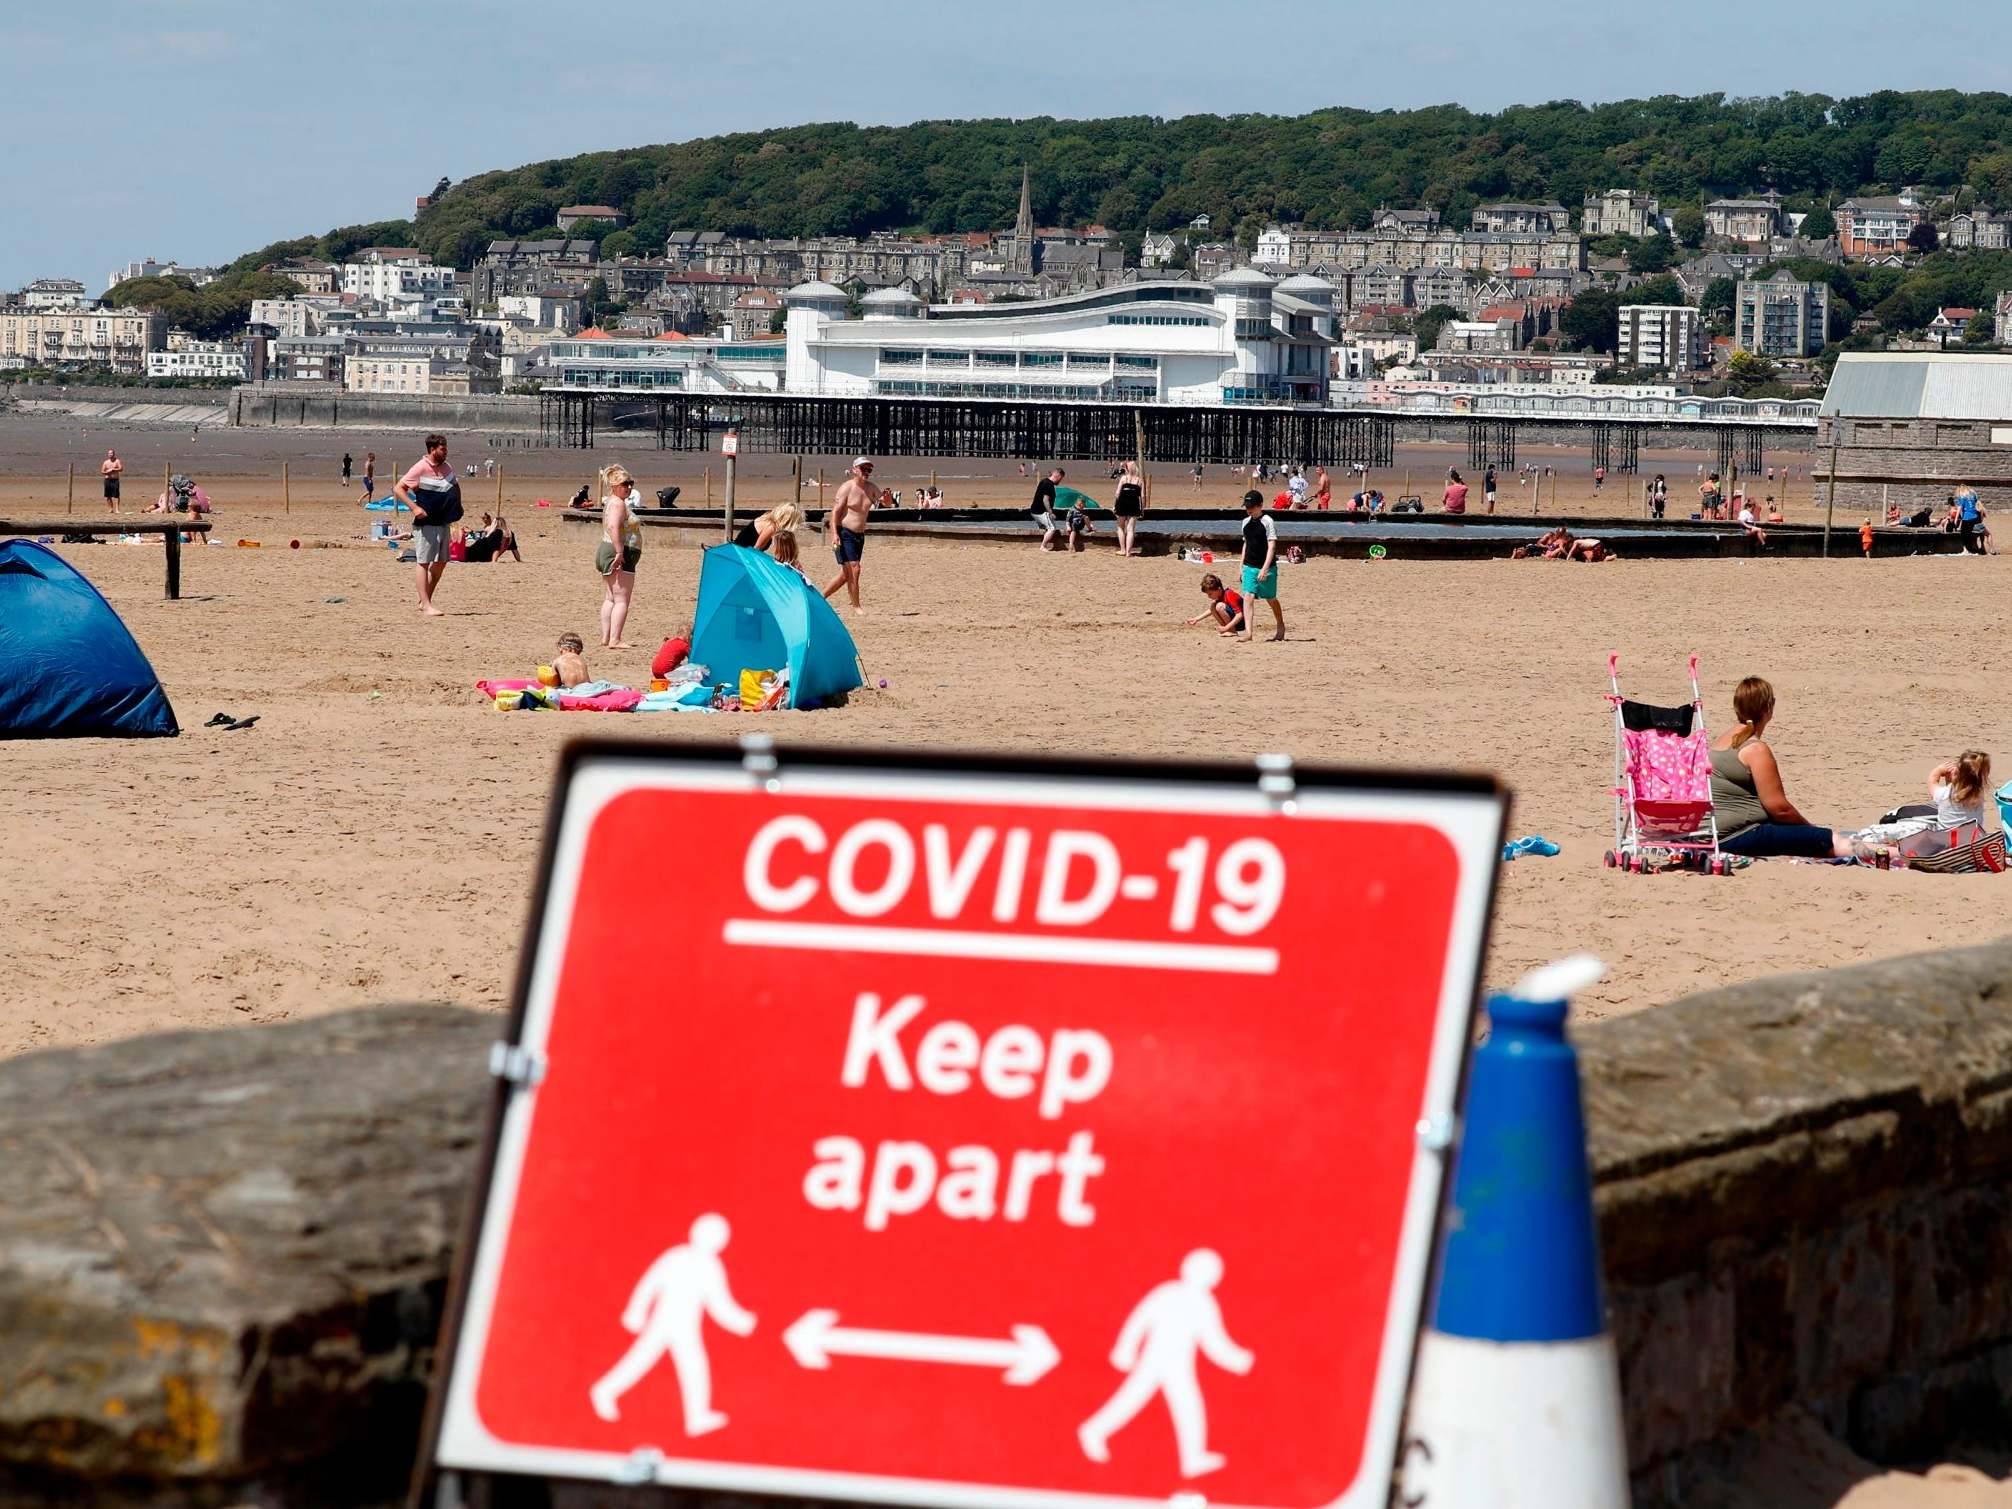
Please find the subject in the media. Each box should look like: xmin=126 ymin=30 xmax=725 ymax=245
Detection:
xmin=147 ymin=340 xmax=249 ymax=381
xmin=0 ymin=306 xmax=165 ymax=374
xmin=547 ymin=270 xmax=1338 ymax=405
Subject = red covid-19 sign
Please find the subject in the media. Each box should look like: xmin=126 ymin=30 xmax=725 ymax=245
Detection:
xmin=431 ymin=745 xmax=1504 ymax=1509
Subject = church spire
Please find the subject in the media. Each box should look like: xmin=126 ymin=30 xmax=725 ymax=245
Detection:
xmin=1014 ymin=164 xmax=1034 ymax=276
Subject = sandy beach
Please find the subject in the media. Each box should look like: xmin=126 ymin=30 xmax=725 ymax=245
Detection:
xmin=0 ymin=412 xmax=2000 ymax=1057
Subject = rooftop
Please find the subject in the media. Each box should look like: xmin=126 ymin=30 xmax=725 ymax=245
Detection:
xmin=1820 ymin=351 xmax=2012 ymax=419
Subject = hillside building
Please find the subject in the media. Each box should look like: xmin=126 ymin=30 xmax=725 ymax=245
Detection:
xmin=1735 ymin=272 xmax=1831 ymax=358
xmin=1583 ymin=190 xmax=1661 ymax=238
xmin=1616 ymin=304 xmax=1702 ymax=371
xmin=1836 ymin=195 xmax=1925 ymax=258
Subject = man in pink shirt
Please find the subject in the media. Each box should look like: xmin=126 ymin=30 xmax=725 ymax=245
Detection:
xmin=394 ymin=432 xmax=462 ymax=616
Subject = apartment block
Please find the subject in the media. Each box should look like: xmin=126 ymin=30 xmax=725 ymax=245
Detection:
xmin=1617 ymin=304 xmax=1701 ymax=370
xmin=1735 ymin=272 xmax=1831 ymax=357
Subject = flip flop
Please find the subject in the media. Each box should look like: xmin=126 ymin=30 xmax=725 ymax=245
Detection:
xmin=205 ymin=712 xmax=233 ymax=727
xmin=225 ymin=715 xmax=260 ymax=731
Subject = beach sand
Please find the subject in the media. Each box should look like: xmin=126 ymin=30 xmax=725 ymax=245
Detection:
xmin=3 ymin=415 xmax=2010 ymax=1507
xmin=0 ymin=415 xmax=1998 ymax=1054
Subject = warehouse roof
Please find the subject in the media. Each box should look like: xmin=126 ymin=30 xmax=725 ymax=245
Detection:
xmin=1820 ymin=351 xmax=2012 ymax=420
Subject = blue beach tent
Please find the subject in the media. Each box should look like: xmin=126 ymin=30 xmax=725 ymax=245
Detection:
xmin=0 ymin=540 xmax=178 ymax=737
xmin=691 ymin=545 xmax=862 ymax=706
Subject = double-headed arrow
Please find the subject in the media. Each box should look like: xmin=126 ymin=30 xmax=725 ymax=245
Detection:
xmin=783 ymin=1308 xmax=1061 ymax=1385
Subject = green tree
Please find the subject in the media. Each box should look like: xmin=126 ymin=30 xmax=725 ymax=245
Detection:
xmin=1908 ymin=220 xmax=1939 ymax=253
xmin=1727 ymin=350 xmax=1778 ymax=387
xmin=1559 ymin=288 xmax=1621 ymax=353
xmin=1621 ymin=273 xmax=1684 ymax=306
xmin=1797 ymin=205 xmax=1835 ymax=239
xmin=1963 ymin=313 xmax=1996 ymax=346
xmin=1700 ymin=276 xmax=1738 ymax=321
xmin=1411 ymin=304 xmax=1463 ymax=352
xmin=1627 ymin=236 xmax=1676 ymax=274
xmin=1671 ymin=205 xmax=1706 ymax=248
xmin=768 ymin=307 xmax=787 ymax=335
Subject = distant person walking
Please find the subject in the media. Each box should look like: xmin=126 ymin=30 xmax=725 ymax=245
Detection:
xmin=1313 ymin=464 xmax=1331 ymax=510
xmin=597 ymin=463 xmax=642 ymax=647
xmin=1113 ymin=459 xmax=1144 ymax=556
xmin=341 ymin=452 xmax=353 ymax=488
xmin=1483 ymin=463 xmax=1497 ymax=514
xmin=1594 ymin=464 xmax=1606 ymax=492
xmin=395 ymin=433 xmax=462 ymax=617
xmin=1649 ymin=474 xmax=1668 ymax=520
xmin=361 ymin=451 xmax=377 ymax=502
xmin=823 ymin=457 xmax=886 ymax=610
xmin=100 ymin=449 xmax=123 ymax=512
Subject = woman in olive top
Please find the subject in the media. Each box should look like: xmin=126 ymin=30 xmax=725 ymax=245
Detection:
xmin=1710 ymin=677 xmax=1866 ymax=859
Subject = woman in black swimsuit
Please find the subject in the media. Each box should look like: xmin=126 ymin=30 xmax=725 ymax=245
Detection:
xmin=1112 ymin=459 xmax=1144 ymax=557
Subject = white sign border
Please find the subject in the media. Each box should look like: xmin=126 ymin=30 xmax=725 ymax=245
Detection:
xmin=433 ymin=749 xmax=1505 ymax=1509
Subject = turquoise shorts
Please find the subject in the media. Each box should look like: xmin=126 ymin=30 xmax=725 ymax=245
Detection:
xmin=1240 ymin=563 xmax=1278 ymax=600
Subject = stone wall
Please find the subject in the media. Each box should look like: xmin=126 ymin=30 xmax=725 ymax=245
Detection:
xmin=5 ymin=944 xmax=2012 ymax=1503
xmin=231 ymin=387 xmax=543 ymax=434
xmin=1814 ymin=414 xmax=2012 ymax=511
xmin=1589 ymin=940 xmax=2012 ymax=1505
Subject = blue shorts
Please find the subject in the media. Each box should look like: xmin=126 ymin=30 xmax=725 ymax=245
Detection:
xmin=833 ymin=525 xmax=865 ymax=565
xmin=1719 ymin=823 xmax=1835 ymax=858
xmin=1240 ymin=563 xmax=1278 ymax=600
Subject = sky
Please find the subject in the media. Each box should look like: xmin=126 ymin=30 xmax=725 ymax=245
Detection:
xmin=6 ymin=0 xmax=2011 ymax=291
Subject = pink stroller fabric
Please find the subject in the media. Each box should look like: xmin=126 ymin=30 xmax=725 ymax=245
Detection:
xmin=1623 ymin=727 xmax=1712 ymax=832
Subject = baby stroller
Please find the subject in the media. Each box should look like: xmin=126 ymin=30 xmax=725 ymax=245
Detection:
xmin=1604 ymin=653 xmax=1727 ymax=874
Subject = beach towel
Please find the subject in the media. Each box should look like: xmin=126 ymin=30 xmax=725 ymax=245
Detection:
xmin=363 ymin=500 xmax=412 ymax=513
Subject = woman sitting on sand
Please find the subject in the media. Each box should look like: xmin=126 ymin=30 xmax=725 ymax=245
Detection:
xmin=733 ymin=502 xmax=802 ymax=553
xmin=1711 ymin=677 xmax=1868 ymax=860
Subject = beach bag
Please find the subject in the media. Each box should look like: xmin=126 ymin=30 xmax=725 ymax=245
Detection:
xmin=1904 ymin=824 xmax=2008 ymax=874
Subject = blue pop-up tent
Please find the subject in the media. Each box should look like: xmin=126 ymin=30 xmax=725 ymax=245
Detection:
xmin=0 ymin=540 xmax=178 ymax=737
xmin=691 ymin=544 xmax=862 ymax=706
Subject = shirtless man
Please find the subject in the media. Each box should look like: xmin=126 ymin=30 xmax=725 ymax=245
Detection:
xmin=101 ymin=450 xmax=123 ymax=513
xmin=823 ymin=457 xmax=886 ymax=609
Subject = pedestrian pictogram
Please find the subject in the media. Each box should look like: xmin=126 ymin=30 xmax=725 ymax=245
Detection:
xmin=589 ymin=1213 xmax=756 ymax=1434
xmin=426 ymin=742 xmax=1506 ymax=1509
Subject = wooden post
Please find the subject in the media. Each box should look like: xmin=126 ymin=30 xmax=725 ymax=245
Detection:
xmin=794 ymin=455 xmax=803 ymax=509
xmin=496 ymin=462 xmax=504 ymax=512
xmin=1822 ymin=435 xmax=1840 ymax=557
xmin=705 ymin=466 xmax=712 ymax=507
xmin=164 ymin=520 xmax=182 ymax=600
xmin=724 ymin=451 xmax=738 ymax=543
xmin=67 ymin=463 xmax=74 ymax=514
xmin=283 ymin=461 xmax=290 ymax=514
